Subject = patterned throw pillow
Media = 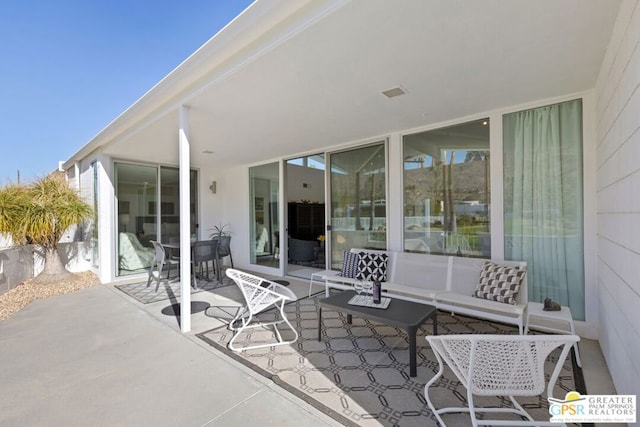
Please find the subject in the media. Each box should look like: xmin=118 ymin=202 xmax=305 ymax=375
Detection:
xmin=473 ymin=261 xmax=526 ymax=305
xmin=340 ymin=251 xmax=361 ymax=278
xmin=356 ymin=252 xmax=388 ymax=282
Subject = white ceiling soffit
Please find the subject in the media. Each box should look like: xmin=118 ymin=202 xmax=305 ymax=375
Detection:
xmin=96 ymin=0 xmax=620 ymax=169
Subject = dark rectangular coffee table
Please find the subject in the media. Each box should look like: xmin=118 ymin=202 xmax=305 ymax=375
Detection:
xmin=317 ymin=290 xmax=437 ymax=377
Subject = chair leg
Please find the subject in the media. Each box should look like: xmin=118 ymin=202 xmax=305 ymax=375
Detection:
xmin=146 ymin=265 xmax=154 ymax=287
xmin=200 ymin=261 xmax=209 ymax=282
xmin=155 ymin=269 xmax=162 ymax=292
xmin=227 ymin=301 xmax=298 ymax=352
xmin=424 ymin=351 xmax=448 ymax=426
xmin=215 ymin=258 xmax=222 ymax=281
xmin=155 ymin=260 xmax=165 ymax=292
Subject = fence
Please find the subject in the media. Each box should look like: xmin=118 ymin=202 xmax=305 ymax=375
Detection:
xmin=0 ymin=246 xmax=34 ymax=295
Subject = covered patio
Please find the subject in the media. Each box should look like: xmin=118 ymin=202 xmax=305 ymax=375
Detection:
xmin=60 ymin=0 xmax=639 ymax=406
xmin=111 ymin=271 xmax=614 ymax=426
xmin=0 ymin=272 xmax=615 ymax=426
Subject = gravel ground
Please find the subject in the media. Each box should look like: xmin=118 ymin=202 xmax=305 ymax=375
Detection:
xmin=0 ymin=271 xmax=100 ymax=322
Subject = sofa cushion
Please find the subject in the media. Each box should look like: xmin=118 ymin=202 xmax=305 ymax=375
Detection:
xmin=340 ymin=251 xmax=361 ymax=278
xmin=473 ymin=261 xmax=525 ymax=305
xmin=356 ymin=252 xmax=388 ymax=282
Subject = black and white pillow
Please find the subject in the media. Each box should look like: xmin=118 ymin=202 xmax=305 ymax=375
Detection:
xmin=340 ymin=251 xmax=361 ymax=278
xmin=356 ymin=252 xmax=388 ymax=282
xmin=473 ymin=261 xmax=525 ymax=305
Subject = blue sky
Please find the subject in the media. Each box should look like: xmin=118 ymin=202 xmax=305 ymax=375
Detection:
xmin=0 ymin=0 xmax=253 ymax=185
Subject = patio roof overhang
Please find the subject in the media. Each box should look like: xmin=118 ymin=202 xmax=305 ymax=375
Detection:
xmin=62 ymin=0 xmax=620 ymax=171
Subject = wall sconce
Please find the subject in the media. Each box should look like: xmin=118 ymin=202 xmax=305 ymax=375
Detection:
xmin=209 ymin=181 xmax=217 ymax=194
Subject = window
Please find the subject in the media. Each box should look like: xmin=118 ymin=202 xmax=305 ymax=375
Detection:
xmin=403 ymin=119 xmax=490 ymax=257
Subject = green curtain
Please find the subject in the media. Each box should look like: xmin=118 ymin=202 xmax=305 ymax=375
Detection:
xmin=503 ymin=99 xmax=584 ymax=320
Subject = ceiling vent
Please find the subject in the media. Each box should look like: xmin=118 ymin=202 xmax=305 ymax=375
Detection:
xmin=382 ymin=87 xmax=406 ymax=98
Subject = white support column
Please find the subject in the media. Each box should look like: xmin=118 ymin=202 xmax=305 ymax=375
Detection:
xmin=96 ymin=154 xmax=114 ymax=284
xmin=387 ymin=133 xmax=403 ymax=252
xmin=178 ymin=105 xmax=192 ymax=333
xmin=489 ymin=112 xmax=504 ymax=260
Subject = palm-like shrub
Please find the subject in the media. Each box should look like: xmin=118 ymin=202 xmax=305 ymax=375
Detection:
xmin=0 ymin=182 xmax=30 ymax=245
xmin=0 ymin=172 xmax=93 ymax=282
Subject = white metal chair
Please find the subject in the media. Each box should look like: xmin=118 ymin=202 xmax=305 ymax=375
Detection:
xmin=146 ymin=241 xmax=180 ymax=291
xmin=424 ymin=334 xmax=580 ymax=427
xmin=225 ymin=269 xmax=298 ymax=352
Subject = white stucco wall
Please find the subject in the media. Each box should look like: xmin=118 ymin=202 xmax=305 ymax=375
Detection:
xmin=594 ymin=0 xmax=640 ymax=397
xmin=198 ymin=165 xmax=236 ymax=240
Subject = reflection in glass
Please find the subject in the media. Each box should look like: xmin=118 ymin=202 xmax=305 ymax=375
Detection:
xmin=286 ymin=154 xmax=326 ymax=276
xmin=115 ymin=163 xmax=158 ymax=277
xmin=159 ymin=167 xmax=197 ymax=244
xmin=250 ymin=162 xmax=279 ymax=266
xmin=114 ymin=163 xmax=197 ymax=277
xmin=330 ymin=143 xmax=386 ymax=270
xmin=402 ymin=119 xmax=490 ymax=257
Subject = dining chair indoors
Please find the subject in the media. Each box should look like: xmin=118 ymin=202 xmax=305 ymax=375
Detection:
xmin=216 ymin=235 xmax=234 ymax=267
xmin=146 ymin=241 xmax=180 ymax=291
xmin=211 ymin=235 xmax=233 ymax=281
xmin=192 ymin=240 xmax=217 ymax=281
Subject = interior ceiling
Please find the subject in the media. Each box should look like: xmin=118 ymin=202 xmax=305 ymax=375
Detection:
xmin=102 ymin=0 xmax=620 ymax=170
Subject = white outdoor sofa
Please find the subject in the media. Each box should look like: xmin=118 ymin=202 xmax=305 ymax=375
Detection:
xmin=310 ymin=248 xmax=528 ymax=334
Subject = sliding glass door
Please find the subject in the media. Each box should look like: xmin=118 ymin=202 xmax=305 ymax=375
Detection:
xmin=285 ymin=154 xmax=326 ymax=279
xmin=329 ymin=142 xmax=386 ymax=269
xmin=249 ymin=162 xmax=279 ymax=266
xmin=115 ymin=163 xmax=197 ymax=277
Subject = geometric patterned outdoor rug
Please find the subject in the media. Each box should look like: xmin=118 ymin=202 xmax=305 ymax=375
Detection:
xmin=198 ymin=294 xmax=586 ymax=427
xmin=115 ymin=273 xmax=234 ymax=304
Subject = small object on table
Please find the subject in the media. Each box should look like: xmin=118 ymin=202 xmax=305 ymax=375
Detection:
xmin=348 ymin=294 xmax=391 ymax=309
xmin=543 ymin=297 xmax=561 ymax=311
xmin=525 ymin=301 xmax=582 ymax=367
xmin=354 ymin=281 xmax=372 ymax=295
xmin=372 ymin=280 xmax=382 ymax=304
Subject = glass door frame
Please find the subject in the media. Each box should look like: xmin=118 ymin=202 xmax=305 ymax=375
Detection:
xmin=113 ymin=160 xmax=199 ymax=278
xmin=326 ymin=139 xmax=389 ymax=271
xmin=248 ymin=161 xmax=282 ymax=275
xmin=282 ymin=153 xmax=327 ymax=278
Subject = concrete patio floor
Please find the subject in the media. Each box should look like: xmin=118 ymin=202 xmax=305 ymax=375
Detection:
xmin=0 ymin=281 xmax=342 ymax=427
xmin=0 ymin=273 xmax=618 ymax=426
